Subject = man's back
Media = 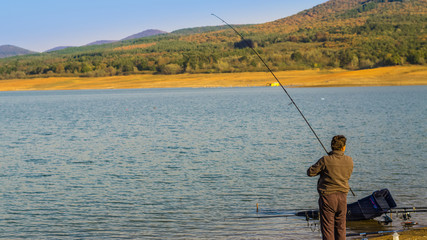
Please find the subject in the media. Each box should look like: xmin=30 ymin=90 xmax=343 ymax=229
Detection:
xmin=307 ymin=135 xmax=353 ymax=240
xmin=307 ymin=150 xmax=353 ymax=194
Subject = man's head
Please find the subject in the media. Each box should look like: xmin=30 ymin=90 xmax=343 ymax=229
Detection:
xmin=331 ymin=135 xmax=347 ymax=151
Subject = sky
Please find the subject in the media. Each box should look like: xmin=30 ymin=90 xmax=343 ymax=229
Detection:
xmin=1 ymin=0 xmax=327 ymax=52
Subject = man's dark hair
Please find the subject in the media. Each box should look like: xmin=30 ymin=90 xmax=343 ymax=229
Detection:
xmin=331 ymin=135 xmax=347 ymax=151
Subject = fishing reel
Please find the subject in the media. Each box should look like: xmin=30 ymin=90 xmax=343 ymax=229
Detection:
xmin=303 ymin=211 xmax=320 ymax=232
xmin=378 ymin=214 xmax=393 ymax=225
xmin=307 ymin=219 xmax=320 ymax=232
xmin=401 ymin=212 xmax=411 ymax=221
xmin=400 ymin=212 xmax=418 ymax=228
xmin=394 ymin=210 xmax=418 ymax=228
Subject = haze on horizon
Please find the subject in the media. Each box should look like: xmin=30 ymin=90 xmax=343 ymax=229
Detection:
xmin=1 ymin=0 xmax=327 ymax=52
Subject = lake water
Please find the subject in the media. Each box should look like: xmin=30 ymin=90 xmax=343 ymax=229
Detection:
xmin=0 ymin=86 xmax=426 ymax=239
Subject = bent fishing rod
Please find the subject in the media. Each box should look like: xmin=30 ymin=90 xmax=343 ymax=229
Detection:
xmin=211 ymin=14 xmax=356 ymax=196
xmin=211 ymin=14 xmax=328 ymax=154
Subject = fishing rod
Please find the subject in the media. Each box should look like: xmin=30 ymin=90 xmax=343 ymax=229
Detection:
xmin=211 ymin=14 xmax=355 ymax=197
xmin=393 ymin=207 xmax=427 ymax=210
xmin=243 ymin=208 xmax=427 ymax=220
xmin=346 ymin=230 xmax=403 ymax=238
xmin=211 ymin=13 xmax=329 ymax=154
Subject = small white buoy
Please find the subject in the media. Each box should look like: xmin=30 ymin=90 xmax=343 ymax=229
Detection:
xmin=321 ymin=98 xmax=325 ymax=101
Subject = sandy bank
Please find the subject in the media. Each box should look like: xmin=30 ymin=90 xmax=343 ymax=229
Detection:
xmin=0 ymin=65 xmax=426 ymax=91
xmin=369 ymin=227 xmax=427 ymax=239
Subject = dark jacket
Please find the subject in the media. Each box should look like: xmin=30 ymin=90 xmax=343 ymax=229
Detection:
xmin=307 ymin=150 xmax=353 ymax=195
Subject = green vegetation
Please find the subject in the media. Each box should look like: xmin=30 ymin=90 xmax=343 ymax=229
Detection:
xmin=0 ymin=0 xmax=425 ymax=80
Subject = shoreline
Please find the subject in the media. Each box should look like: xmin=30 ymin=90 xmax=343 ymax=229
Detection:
xmin=369 ymin=227 xmax=427 ymax=240
xmin=0 ymin=65 xmax=426 ymax=91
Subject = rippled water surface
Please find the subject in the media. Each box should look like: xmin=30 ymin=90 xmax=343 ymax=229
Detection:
xmin=0 ymin=86 xmax=426 ymax=239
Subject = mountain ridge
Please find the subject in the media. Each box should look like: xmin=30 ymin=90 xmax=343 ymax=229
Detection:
xmin=1 ymin=29 xmax=168 ymax=55
xmin=121 ymin=29 xmax=167 ymax=41
xmin=85 ymin=40 xmax=117 ymax=46
xmin=248 ymin=0 xmax=425 ymax=34
xmin=0 ymin=45 xmax=36 ymax=58
xmin=44 ymin=29 xmax=168 ymax=53
xmin=1 ymin=0 xmax=425 ymax=79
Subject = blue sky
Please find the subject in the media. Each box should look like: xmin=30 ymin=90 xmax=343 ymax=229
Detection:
xmin=1 ymin=0 xmax=327 ymax=52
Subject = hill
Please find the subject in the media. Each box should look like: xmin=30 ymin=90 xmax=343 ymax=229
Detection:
xmin=0 ymin=45 xmax=36 ymax=58
xmin=45 ymin=29 xmax=167 ymax=53
xmin=121 ymin=29 xmax=167 ymax=40
xmin=85 ymin=29 xmax=168 ymax=45
xmin=261 ymin=0 xmax=426 ymax=32
xmin=171 ymin=25 xmax=251 ymax=35
xmin=0 ymin=0 xmax=425 ymax=80
xmin=45 ymin=46 xmax=76 ymax=52
xmin=85 ymin=40 xmax=117 ymax=46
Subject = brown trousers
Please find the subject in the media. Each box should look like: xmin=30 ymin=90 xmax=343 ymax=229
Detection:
xmin=318 ymin=192 xmax=347 ymax=240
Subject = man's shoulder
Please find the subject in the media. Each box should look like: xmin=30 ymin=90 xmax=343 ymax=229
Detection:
xmin=325 ymin=152 xmax=353 ymax=163
xmin=343 ymin=154 xmax=353 ymax=161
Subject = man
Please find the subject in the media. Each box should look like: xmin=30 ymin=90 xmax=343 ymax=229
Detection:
xmin=307 ymin=135 xmax=353 ymax=240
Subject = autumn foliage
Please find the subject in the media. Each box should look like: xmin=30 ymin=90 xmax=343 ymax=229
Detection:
xmin=0 ymin=0 xmax=425 ymax=79
xmin=113 ymin=43 xmax=156 ymax=51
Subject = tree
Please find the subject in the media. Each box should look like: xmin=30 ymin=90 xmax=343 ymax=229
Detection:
xmin=234 ymin=39 xmax=255 ymax=49
xmin=407 ymin=50 xmax=425 ymax=64
xmin=55 ymin=63 xmax=65 ymax=73
xmin=160 ymin=64 xmax=182 ymax=74
xmin=80 ymin=62 xmax=93 ymax=73
xmin=291 ymin=51 xmax=303 ymax=62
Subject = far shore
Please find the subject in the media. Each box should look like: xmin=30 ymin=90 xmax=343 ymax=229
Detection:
xmin=0 ymin=65 xmax=426 ymax=92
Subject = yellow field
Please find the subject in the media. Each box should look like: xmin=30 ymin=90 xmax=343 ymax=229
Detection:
xmin=0 ymin=65 xmax=426 ymax=91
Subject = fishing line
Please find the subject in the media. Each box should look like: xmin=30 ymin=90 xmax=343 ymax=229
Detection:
xmin=211 ymin=14 xmax=356 ymax=197
xmin=211 ymin=13 xmax=328 ymax=154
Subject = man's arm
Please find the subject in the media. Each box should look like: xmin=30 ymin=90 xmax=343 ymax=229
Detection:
xmin=307 ymin=157 xmax=325 ymax=177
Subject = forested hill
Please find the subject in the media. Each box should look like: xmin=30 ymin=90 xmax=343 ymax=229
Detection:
xmin=0 ymin=0 xmax=425 ymax=79
xmin=0 ymin=45 xmax=36 ymax=59
xmin=258 ymin=0 xmax=426 ymax=34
